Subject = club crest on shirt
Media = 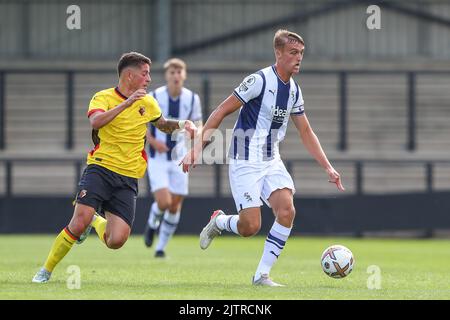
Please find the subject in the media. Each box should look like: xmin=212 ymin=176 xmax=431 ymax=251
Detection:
xmin=238 ymin=75 xmax=256 ymax=93
xmin=291 ymin=90 xmax=296 ymax=103
xmin=138 ymin=106 xmax=146 ymax=116
xmin=245 ymin=75 xmax=256 ymax=86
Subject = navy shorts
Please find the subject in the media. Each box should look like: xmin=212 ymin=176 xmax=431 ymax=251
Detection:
xmin=75 ymin=164 xmax=138 ymax=227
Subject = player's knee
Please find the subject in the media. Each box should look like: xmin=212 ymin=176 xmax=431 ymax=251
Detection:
xmin=105 ymin=231 xmax=129 ymax=249
xmin=157 ymin=199 xmax=171 ymax=211
xmin=106 ymin=236 xmax=127 ymax=250
xmin=276 ymin=206 xmax=296 ymax=225
xmin=239 ymin=222 xmax=260 ymax=237
xmin=108 ymin=242 xmax=124 ymax=250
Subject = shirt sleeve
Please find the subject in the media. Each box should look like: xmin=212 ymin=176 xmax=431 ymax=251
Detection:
xmin=87 ymin=93 xmax=109 ymax=118
xmin=233 ymin=73 xmax=264 ymax=104
xmin=146 ymin=95 xmax=163 ymax=122
xmin=190 ymin=93 xmax=203 ymax=122
xmin=290 ymin=82 xmax=305 ymax=116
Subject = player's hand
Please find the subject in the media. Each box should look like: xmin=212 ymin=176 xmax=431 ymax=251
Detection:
xmin=153 ymin=140 xmax=169 ymax=153
xmin=183 ymin=120 xmax=198 ymax=139
xmin=327 ymin=167 xmax=345 ymax=191
xmin=126 ymin=89 xmax=147 ymax=106
xmin=179 ymin=145 xmax=201 ymax=173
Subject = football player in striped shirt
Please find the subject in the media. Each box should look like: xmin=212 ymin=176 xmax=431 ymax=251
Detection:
xmin=181 ymin=30 xmax=344 ymax=286
xmin=144 ymin=58 xmax=203 ymax=258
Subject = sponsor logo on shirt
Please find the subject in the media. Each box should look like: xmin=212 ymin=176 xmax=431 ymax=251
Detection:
xmin=271 ymin=106 xmax=288 ymax=123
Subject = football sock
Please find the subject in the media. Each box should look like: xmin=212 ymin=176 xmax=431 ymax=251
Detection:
xmin=216 ymin=214 xmax=240 ymax=235
xmin=254 ymin=221 xmax=291 ymax=280
xmin=155 ymin=211 xmax=180 ymax=252
xmin=91 ymin=214 xmax=107 ymax=245
xmin=148 ymin=202 xmax=164 ymax=229
xmin=43 ymin=227 xmax=77 ymax=272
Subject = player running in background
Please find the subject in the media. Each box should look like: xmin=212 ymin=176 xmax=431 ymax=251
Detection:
xmin=144 ymin=58 xmax=203 ymax=258
xmin=181 ymin=30 xmax=345 ymax=286
xmin=32 ymin=52 xmax=197 ymax=283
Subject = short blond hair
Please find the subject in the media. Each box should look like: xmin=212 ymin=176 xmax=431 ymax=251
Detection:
xmin=273 ymin=29 xmax=304 ymax=50
xmin=163 ymin=58 xmax=187 ymax=71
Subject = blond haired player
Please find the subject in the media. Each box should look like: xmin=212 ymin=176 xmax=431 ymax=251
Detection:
xmin=181 ymin=30 xmax=344 ymax=286
xmin=144 ymin=58 xmax=203 ymax=258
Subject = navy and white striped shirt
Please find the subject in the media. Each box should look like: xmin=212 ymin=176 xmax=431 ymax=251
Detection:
xmin=229 ymin=65 xmax=305 ymax=162
xmin=149 ymin=86 xmax=202 ymax=161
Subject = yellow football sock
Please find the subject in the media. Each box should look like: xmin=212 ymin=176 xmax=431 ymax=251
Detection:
xmin=92 ymin=214 xmax=107 ymax=245
xmin=43 ymin=227 xmax=77 ymax=272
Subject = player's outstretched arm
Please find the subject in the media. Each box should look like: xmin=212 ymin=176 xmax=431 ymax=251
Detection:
xmin=89 ymin=89 xmax=147 ymax=129
xmin=180 ymin=94 xmax=242 ymax=173
xmin=152 ymin=115 xmax=197 ymax=137
xmin=291 ymin=114 xmax=345 ymax=191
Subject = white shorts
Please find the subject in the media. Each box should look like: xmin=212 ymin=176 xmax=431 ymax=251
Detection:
xmin=228 ymin=158 xmax=296 ymax=213
xmin=147 ymin=157 xmax=189 ymax=196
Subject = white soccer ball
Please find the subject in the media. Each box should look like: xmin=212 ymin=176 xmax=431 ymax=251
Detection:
xmin=321 ymin=245 xmax=355 ymax=279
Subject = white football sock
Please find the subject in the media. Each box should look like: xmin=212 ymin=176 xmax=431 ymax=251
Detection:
xmin=148 ymin=202 xmax=164 ymax=229
xmin=216 ymin=214 xmax=240 ymax=235
xmin=254 ymin=221 xmax=291 ymax=280
xmin=155 ymin=211 xmax=180 ymax=252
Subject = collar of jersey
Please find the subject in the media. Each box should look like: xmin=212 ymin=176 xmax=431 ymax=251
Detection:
xmin=272 ymin=65 xmax=290 ymax=86
xmin=114 ymin=87 xmax=129 ymax=100
xmin=166 ymin=87 xmax=181 ymax=102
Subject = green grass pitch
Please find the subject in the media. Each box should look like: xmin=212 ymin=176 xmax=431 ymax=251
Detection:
xmin=0 ymin=234 xmax=449 ymax=299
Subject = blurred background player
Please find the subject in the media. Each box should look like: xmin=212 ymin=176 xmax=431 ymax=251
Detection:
xmin=32 ymin=52 xmax=197 ymax=283
xmin=144 ymin=58 xmax=203 ymax=258
xmin=181 ymin=30 xmax=344 ymax=286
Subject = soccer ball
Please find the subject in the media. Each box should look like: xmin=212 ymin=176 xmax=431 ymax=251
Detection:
xmin=321 ymin=245 xmax=354 ymax=278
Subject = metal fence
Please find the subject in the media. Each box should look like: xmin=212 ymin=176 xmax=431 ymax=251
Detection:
xmin=0 ymin=157 xmax=449 ymax=198
xmin=1 ymin=68 xmax=449 ymax=152
xmin=1 ymin=67 xmax=449 ymax=198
